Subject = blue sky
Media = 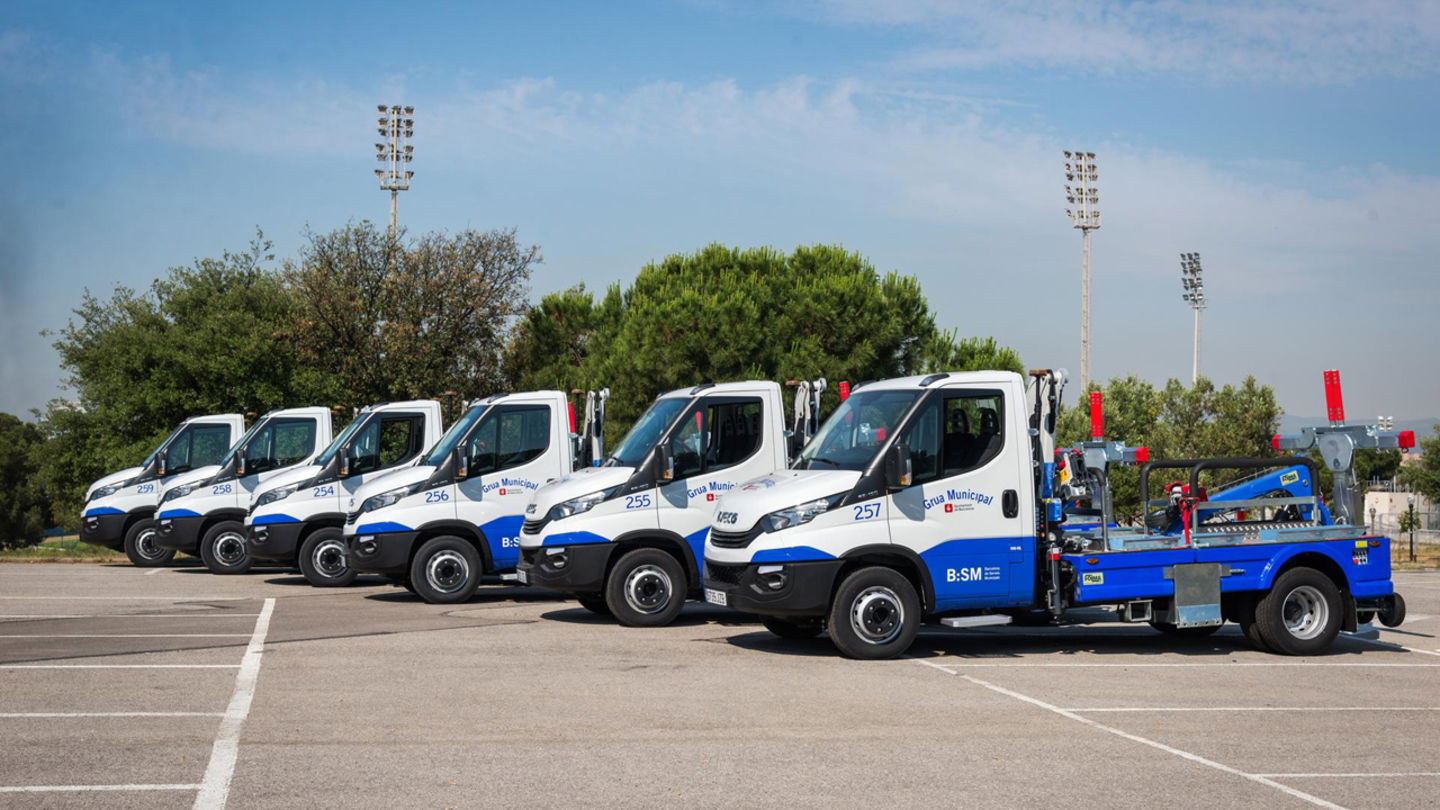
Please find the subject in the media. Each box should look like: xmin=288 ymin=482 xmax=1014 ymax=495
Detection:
xmin=2 ymin=0 xmax=1438 ymax=422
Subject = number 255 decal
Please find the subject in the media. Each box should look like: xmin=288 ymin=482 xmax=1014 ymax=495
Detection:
xmin=852 ymin=503 xmax=881 ymax=520
xmin=625 ymin=494 xmax=652 ymax=509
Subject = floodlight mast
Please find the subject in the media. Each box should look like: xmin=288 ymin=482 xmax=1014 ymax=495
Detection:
xmin=374 ymin=104 xmax=415 ymax=238
xmin=1179 ymin=252 xmax=1206 ymax=384
xmin=1064 ymin=150 xmax=1100 ymax=394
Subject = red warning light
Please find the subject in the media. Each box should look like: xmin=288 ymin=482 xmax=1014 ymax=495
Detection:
xmin=1271 ymin=434 xmax=1281 ymax=451
xmin=1398 ymin=430 xmax=1416 ymax=449
xmin=567 ymin=402 xmax=575 ymax=433
xmin=838 ymin=381 xmax=851 ymax=401
xmin=1323 ymin=370 xmax=1345 ymax=423
xmin=1133 ymin=447 xmax=1149 ymax=463
xmin=1089 ymin=391 xmax=1104 ymax=439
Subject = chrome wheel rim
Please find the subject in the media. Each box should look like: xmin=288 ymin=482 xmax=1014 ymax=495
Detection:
xmin=214 ymin=532 xmax=247 ymax=566
xmin=851 ymin=586 xmax=904 ymax=645
xmin=426 ymin=550 xmax=470 ymax=594
xmin=313 ymin=539 xmax=347 ymax=578
xmin=1282 ymin=584 xmax=1329 ymax=640
xmin=136 ymin=528 xmax=163 ymax=560
xmin=623 ymin=564 xmax=673 ymax=615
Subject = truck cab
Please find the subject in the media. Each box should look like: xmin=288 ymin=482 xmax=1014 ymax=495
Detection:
xmin=246 ymin=400 xmax=443 ymax=587
xmin=155 ymin=407 xmax=333 ymax=574
xmin=344 ymin=390 xmax=599 ymax=604
xmin=517 ymin=380 xmax=789 ymax=626
xmin=704 ymin=370 xmax=1406 ymax=659
xmin=80 ymin=414 xmax=244 ymax=566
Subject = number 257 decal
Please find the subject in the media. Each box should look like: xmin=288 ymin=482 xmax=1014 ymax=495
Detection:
xmin=852 ymin=503 xmax=881 ymax=520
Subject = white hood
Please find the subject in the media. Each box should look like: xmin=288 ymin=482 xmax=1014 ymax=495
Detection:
xmin=526 ymin=466 xmax=634 ymax=516
xmin=250 ymin=464 xmax=321 ymax=505
xmin=714 ymin=469 xmax=861 ymax=532
xmin=346 ymin=465 xmax=435 ymax=510
xmin=86 ymin=466 xmax=141 ymax=500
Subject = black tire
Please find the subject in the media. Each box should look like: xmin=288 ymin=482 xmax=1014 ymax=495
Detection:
xmin=576 ymin=594 xmax=612 ymax=615
xmin=762 ymin=616 xmax=824 ymax=640
xmin=1355 ymin=609 xmax=1377 ymax=625
xmin=408 ymin=536 xmax=482 ymax=604
xmin=298 ymin=527 xmax=356 ymax=587
xmin=123 ymin=518 xmax=174 ymax=567
xmin=1239 ymin=616 xmax=1271 ymax=651
xmin=827 ymin=566 xmax=921 ymax=660
xmin=1252 ymin=567 xmax=1342 ymax=655
xmin=200 ymin=520 xmax=252 ymax=574
xmin=1149 ymin=621 xmax=1221 ymax=638
xmin=1379 ymin=593 xmax=1406 ymax=628
xmin=604 ymin=548 xmax=687 ymax=627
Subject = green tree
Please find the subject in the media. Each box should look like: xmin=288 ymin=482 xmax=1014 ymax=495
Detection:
xmin=1399 ymin=426 xmax=1440 ymax=502
xmin=505 ymin=244 xmax=1021 ymax=433
xmin=0 ymin=413 xmax=50 ymax=548
xmin=287 ymin=222 xmax=539 ymax=405
xmin=36 ymin=236 xmax=302 ymax=524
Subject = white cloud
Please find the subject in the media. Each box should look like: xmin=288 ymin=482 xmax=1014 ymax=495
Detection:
xmin=798 ymin=0 xmax=1440 ymax=83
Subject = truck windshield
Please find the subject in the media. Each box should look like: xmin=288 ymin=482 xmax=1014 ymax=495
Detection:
xmin=795 ymin=389 xmax=921 ymax=471
xmin=421 ymin=403 xmax=489 ymax=467
xmin=313 ymin=413 xmax=371 ymax=467
xmin=142 ymin=424 xmax=187 ymax=468
xmin=217 ymin=418 xmax=269 ymax=467
xmin=605 ymin=396 xmax=689 ymax=468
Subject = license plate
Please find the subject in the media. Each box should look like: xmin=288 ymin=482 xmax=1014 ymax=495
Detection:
xmin=515 ymin=568 xmax=528 ymax=584
xmin=705 ymin=588 xmax=728 ymax=606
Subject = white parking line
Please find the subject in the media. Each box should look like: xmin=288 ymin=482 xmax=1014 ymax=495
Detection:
xmin=1068 ymin=706 xmax=1440 ymax=713
xmin=0 ymin=712 xmax=224 ymax=718
xmin=145 ymin=568 xmax=167 ymax=575
xmin=1256 ymin=773 xmax=1440 ymax=778
xmin=0 ymin=596 xmax=249 ymax=600
xmin=0 ymin=664 xmax=240 ymax=669
xmin=1344 ymin=635 xmax=1440 ymax=657
xmin=908 ymin=660 xmax=1440 ymax=668
xmin=194 ymin=596 xmax=275 ymax=810
xmin=0 ymin=634 xmax=253 ymax=638
xmin=0 ymin=783 xmax=201 ymax=793
xmin=0 ymin=614 xmax=262 ymax=619
xmin=914 ymin=658 xmax=1347 ymax=809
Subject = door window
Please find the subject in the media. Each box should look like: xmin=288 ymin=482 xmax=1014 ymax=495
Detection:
xmin=901 ymin=400 xmax=942 ymax=485
xmin=669 ymin=398 xmax=764 ymax=479
xmin=165 ymin=424 xmax=233 ymax=474
xmin=464 ymin=405 xmax=551 ymax=478
xmin=941 ymin=392 xmax=1006 ymax=476
xmin=347 ymin=414 xmax=426 ymax=474
xmin=245 ymin=418 xmax=317 ymax=474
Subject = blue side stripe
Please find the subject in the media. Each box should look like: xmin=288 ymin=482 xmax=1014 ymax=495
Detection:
xmin=84 ymin=506 xmax=124 ymax=517
xmin=158 ymin=509 xmax=202 ymax=519
xmin=751 ymin=546 xmax=836 ymax=563
xmin=542 ymin=530 xmax=612 ymax=547
xmin=251 ymin=513 xmax=300 ymax=525
xmin=355 ymin=521 xmax=412 ymax=534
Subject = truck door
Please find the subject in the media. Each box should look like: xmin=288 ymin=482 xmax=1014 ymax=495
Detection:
xmin=887 ymin=386 xmax=1034 ymax=609
xmin=657 ymin=395 xmax=767 ymax=579
xmin=159 ymin=422 xmax=234 ymax=484
xmin=338 ymin=411 xmax=429 ymax=508
xmin=239 ymin=418 xmax=321 ymax=504
xmin=457 ymin=403 xmax=554 ymax=569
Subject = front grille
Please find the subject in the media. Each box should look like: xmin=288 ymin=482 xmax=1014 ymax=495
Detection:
xmin=521 ymin=547 xmax=543 ymax=567
xmin=709 ymin=527 xmax=762 ymax=549
xmin=705 ymin=561 xmax=746 ymax=586
xmin=345 ymin=510 xmax=362 ymax=525
xmin=522 ymin=518 xmax=547 ymax=535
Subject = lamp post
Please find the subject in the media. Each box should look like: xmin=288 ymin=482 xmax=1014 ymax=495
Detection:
xmin=1064 ymin=151 xmax=1100 ymax=394
xmin=1409 ymin=494 xmax=1417 ymax=563
xmin=1180 ymin=252 xmax=1206 ymax=384
xmin=374 ymin=105 xmax=415 ymax=238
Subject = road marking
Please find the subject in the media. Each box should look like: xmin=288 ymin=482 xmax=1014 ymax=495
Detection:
xmin=0 ymin=664 xmax=240 ymax=669
xmin=0 ymin=614 xmax=262 ymax=619
xmin=0 ymin=712 xmax=224 ymax=718
xmin=909 ymin=660 xmax=1439 ymax=668
xmin=913 ymin=659 xmax=1348 ymax=810
xmin=0 ymin=634 xmax=253 ymax=638
xmin=194 ymin=596 xmax=274 ymax=810
xmin=1344 ymin=635 xmax=1440 ymax=657
xmin=0 ymin=783 xmax=200 ymax=793
xmin=1256 ymin=773 xmax=1440 ymax=778
xmin=0 ymin=596 xmax=249 ymax=600
xmin=1068 ymin=706 xmax=1440 ymax=713
xmin=145 ymin=568 xmax=167 ymax=575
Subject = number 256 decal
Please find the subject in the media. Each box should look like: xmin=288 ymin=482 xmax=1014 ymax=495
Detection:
xmin=425 ymin=489 xmax=450 ymax=503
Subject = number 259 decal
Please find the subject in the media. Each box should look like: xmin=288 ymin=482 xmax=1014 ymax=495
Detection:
xmin=135 ymin=483 xmax=155 ymax=494
xmin=852 ymin=503 xmax=881 ymax=520
xmin=625 ymin=494 xmax=652 ymax=509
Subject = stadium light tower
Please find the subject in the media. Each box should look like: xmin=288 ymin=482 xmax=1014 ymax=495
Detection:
xmin=374 ymin=104 xmax=415 ymax=238
xmin=1064 ymin=151 xmax=1100 ymax=393
xmin=1180 ymin=252 xmax=1206 ymax=384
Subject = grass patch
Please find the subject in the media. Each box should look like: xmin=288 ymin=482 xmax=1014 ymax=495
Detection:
xmin=1392 ymin=542 xmax=1440 ymax=571
xmin=0 ymin=535 xmax=125 ymax=563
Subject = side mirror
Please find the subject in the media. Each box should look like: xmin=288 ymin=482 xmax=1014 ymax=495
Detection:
xmin=339 ymin=452 xmax=350 ymax=478
xmin=454 ymin=446 xmax=468 ymax=480
xmin=657 ymin=444 xmax=675 ymax=482
xmin=236 ymin=451 xmax=247 ymax=477
xmin=157 ymin=451 xmax=167 ymax=477
xmin=884 ymin=443 xmax=913 ymax=490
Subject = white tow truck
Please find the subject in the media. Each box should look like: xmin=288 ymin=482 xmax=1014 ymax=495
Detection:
xmin=703 ymin=369 xmax=1408 ymax=659
xmin=343 ymin=390 xmax=607 ymax=604
xmin=245 ymin=400 xmax=444 ymax=586
xmin=516 ymin=379 xmax=824 ymax=626
xmin=80 ymin=413 xmax=244 ymax=566
xmin=155 ymin=407 xmax=333 ymax=574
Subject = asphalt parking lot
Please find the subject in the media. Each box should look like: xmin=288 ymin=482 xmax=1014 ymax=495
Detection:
xmin=1 ymin=563 xmax=1436 ymax=809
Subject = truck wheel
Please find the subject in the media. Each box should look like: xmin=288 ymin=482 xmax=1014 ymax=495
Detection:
xmin=576 ymin=594 xmax=612 ymax=616
xmin=605 ymin=548 xmax=686 ymax=627
xmin=409 ymin=536 xmax=482 ymax=604
xmin=1378 ymin=593 xmax=1406 ymax=628
xmin=1238 ymin=617 xmax=1271 ymax=651
xmin=1355 ymin=610 xmax=1377 ymax=625
xmin=1150 ymin=621 xmax=1221 ymax=638
xmin=124 ymin=519 xmax=174 ymax=567
xmin=762 ymin=616 xmax=824 ymax=640
xmin=1253 ymin=567 xmax=1342 ymax=655
xmin=200 ymin=521 xmax=252 ymax=574
xmin=299 ymin=528 xmax=356 ymax=587
xmin=827 ymin=567 xmax=921 ymax=660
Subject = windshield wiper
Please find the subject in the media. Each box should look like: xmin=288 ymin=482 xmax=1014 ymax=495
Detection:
xmin=806 ymin=457 xmax=842 ymax=468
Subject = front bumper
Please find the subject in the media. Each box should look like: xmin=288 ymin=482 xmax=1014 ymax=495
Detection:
xmin=80 ymin=512 xmax=128 ymax=550
xmin=703 ymin=558 xmax=844 ymax=617
xmin=156 ymin=515 xmax=204 ymax=553
xmin=515 ymin=542 xmax=614 ymax=594
xmin=246 ymin=521 xmax=305 ymax=562
xmin=345 ymin=530 xmax=418 ymax=575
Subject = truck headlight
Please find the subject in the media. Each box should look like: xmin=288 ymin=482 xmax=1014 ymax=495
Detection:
xmin=161 ymin=483 xmax=197 ymax=503
xmin=359 ymin=481 xmax=427 ymax=514
xmin=761 ymin=493 xmax=845 ymax=533
xmin=90 ymin=479 xmax=135 ymax=501
xmin=546 ymin=487 xmax=619 ymax=522
xmin=255 ymin=484 xmax=299 ymax=507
